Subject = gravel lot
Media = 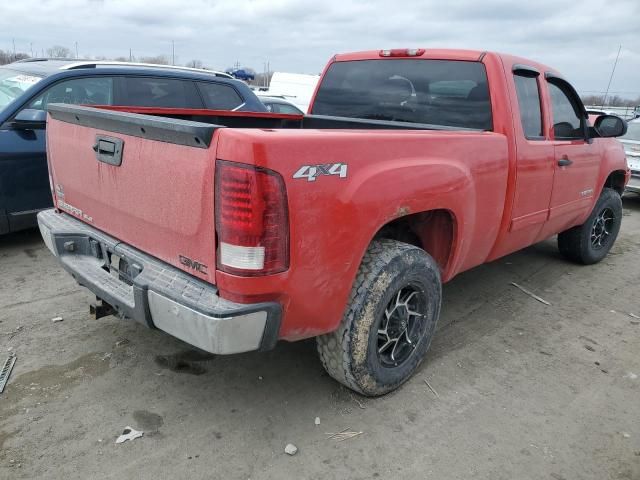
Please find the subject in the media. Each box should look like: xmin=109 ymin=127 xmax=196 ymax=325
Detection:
xmin=1 ymin=196 xmax=639 ymax=480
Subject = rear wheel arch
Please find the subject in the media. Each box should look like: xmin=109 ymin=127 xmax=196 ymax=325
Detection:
xmin=372 ymin=208 xmax=457 ymax=276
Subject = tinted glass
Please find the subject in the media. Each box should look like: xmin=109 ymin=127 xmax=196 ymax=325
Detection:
xmin=0 ymin=68 xmax=42 ymax=112
xmin=265 ymin=102 xmax=302 ymax=114
xmin=513 ymin=74 xmax=543 ymax=138
xmin=312 ymin=59 xmax=492 ymax=130
xmin=197 ymin=82 xmax=243 ymax=109
xmin=548 ymin=81 xmax=583 ymax=139
xmin=124 ymin=77 xmax=201 ymax=108
xmin=29 ymin=77 xmax=113 ymax=110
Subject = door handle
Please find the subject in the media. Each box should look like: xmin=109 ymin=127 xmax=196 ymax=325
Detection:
xmin=93 ymin=135 xmax=124 ymax=166
xmin=557 ymin=157 xmax=573 ymax=167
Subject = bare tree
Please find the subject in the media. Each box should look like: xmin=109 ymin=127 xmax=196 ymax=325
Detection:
xmin=46 ymin=45 xmax=72 ymax=58
xmin=0 ymin=49 xmax=30 ymax=65
xmin=185 ymin=59 xmax=203 ymax=69
xmin=138 ymin=55 xmax=170 ymax=65
xmin=582 ymin=94 xmax=640 ymax=108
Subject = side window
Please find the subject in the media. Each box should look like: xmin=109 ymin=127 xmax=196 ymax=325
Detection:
xmin=28 ymin=77 xmax=113 ymax=110
xmin=197 ymin=82 xmax=243 ymax=110
xmin=122 ymin=77 xmax=201 ymax=108
xmin=547 ymin=80 xmax=584 ymax=139
xmin=513 ymin=73 xmax=543 ymax=139
xmin=277 ymin=104 xmax=302 ymax=115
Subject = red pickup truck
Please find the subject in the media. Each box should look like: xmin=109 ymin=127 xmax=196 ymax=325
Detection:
xmin=38 ymin=48 xmax=629 ymax=396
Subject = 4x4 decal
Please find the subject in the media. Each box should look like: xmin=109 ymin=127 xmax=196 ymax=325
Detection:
xmin=293 ymin=163 xmax=348 ymax=182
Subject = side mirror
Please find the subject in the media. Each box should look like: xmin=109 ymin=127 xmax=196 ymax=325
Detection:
xmin=12 ymin=109 xmax=47 ymax=130
xmin=594 ymin=114 xmax=627 ymax=138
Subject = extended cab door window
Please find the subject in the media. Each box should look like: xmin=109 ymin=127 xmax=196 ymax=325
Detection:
xmin=121 ymin=77 xmax=202 ymax=108
xmin=513 ymin=72 xmax=543 ymax=139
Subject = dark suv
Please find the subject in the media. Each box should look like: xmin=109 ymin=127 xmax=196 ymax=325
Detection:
xmin=0 ymin=59 xmax=267 ymax=235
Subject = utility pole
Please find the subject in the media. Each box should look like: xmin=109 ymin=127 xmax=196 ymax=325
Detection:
xmin=75 ymin=41 xmax=78 ymax=59
xmin=129 ymin=48 xmax=132 ymax=62
xmin=602 ymin=45 xmax=622 ymax=108
xmin=172 ymin=40 xmax=175 ymax=66
xmin=30 ymin=42 xmax=33 ymax=57
xmin=12 ymin=39 xmax=16 ymax=61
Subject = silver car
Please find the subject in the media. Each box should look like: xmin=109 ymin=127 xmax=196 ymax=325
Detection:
xmin=622 ymin=121 xmax=640 ymax=193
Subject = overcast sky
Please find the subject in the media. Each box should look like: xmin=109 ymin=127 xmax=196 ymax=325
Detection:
xmin=2 ymin=0 xmax=639 ymax=98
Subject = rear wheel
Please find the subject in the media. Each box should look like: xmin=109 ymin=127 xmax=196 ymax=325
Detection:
xmin=558 ymin=187 xmax=622 ymax=264
xmin=316 ymin=239 xmax=441 ymax=396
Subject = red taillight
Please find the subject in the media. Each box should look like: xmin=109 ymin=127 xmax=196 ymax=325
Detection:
xmin=215 ymin=160 xmax=289 ymax=276
xmin=379 ymin=48 xmax=425 ymax=57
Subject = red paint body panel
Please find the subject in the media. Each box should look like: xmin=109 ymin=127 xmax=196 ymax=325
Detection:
xmin=47 ymin=119 xmax=217 ymax=283
xmin=45 ymin=49 xmax=629 ymax=342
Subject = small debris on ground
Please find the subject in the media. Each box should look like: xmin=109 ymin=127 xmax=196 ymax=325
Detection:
xmin=424 ymin=379 xmax=440 ymax=398
xmin=628 ymin=313 xmax=640 ymax=319
xmin=622 ymin=432 xmax=631 ymax=439
xmin=314 ymin=417 xmax=321 ymax=426
xmin=579 ymin=336 xmax=598 ymax=345
xmin=115 ymin=339 xmax=130 ymax=347
xmin=51 ymin=316 xmax=64 ymax=323
xmin=3 ymin=325 xmax=23 ymax=340
xmin=584 ymin=345 xmax=596 ymax=352
xmin=510 ymin=282 xmax=551 ymax=306
xmin=258 ymin=376 xmax=263 ymax=380
xmin=115 ymin=427 xmax=144 ymax=444
xmin=325 ymin=428 xmax=363 ymax=442
xmin=0 ymin=353 xmax=17 ymax=394
xmin=350 ymin=393 xmax=366 ymax=410
xmin=625 ymin=372 xmax=638 ymax=380
xmin=284 ymin=443 xmax=298 ymax=455
xmin=539 ymin=351 xmax=553 ymax=356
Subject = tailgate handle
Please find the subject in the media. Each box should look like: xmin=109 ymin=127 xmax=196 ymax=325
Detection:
xmin=93 ymin=135 xmax=124 ymax=166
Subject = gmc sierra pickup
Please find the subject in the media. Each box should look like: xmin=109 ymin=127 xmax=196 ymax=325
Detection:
xmin=38 ymin=48 xmax=630 ymax=396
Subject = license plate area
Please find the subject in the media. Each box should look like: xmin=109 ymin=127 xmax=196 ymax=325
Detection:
xmin=99 ymin=249 xmax=142 ymax=286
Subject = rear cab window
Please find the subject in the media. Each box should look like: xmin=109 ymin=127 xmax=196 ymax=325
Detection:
xmin=311 ymin=59 xmax=492 ymax=130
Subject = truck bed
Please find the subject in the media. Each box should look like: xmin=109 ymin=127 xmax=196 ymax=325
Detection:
xmin=45 ymin=103 xmax=508 ymax=338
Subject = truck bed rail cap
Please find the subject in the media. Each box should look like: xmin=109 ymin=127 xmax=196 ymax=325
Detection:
xmin=46 ymin=103 xmax=220 ymax=148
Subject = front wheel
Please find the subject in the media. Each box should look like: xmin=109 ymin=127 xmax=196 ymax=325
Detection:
xmin=558 ymin=187 xmax=622 ymax=265
xmin=316 ymin=239 xmax=442 ymax=396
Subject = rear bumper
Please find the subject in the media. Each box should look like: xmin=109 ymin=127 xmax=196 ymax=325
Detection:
xmin=626 ymin=172 xmax=640 ymax=193
xmin=37 ymin=209 xmax=281 ymax=354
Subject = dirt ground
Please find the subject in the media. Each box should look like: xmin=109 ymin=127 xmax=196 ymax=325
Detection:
xmin=1 ymin=197 xmax=639 ymax=480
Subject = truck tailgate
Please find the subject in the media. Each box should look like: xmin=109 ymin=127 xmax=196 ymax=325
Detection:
xmin=46 ymin=104 xmax=218 ymax=283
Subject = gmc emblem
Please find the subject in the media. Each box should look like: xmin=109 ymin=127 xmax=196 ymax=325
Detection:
xmin=178 ymin=255 xmax=208 ymax=274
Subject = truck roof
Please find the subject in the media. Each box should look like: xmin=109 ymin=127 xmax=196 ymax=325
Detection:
xmin=332 ymin=48 xmax=560 ymax=78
